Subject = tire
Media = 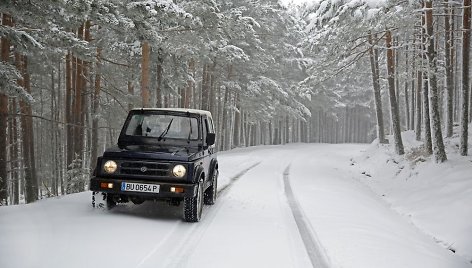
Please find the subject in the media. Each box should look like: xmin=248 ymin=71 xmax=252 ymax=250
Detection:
xmin=92 ymin=192 xmax=116 ymax=210
xmin=204 ymin=169 xmax=218 ymax=205
xmin=106 ymin=194 xmax=116 ymax=210
xmin=183 ymin=181 xmax=204 ymax=222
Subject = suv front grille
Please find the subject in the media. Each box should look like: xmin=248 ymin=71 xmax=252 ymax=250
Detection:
xmin=119 ymin=161 xmax=171 ymax=177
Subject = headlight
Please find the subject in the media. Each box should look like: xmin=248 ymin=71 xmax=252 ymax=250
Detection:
xmin=103 ymin=160 xmax=117 ymax=174
xmin=172 ymin=165 xmax=186 ymax=178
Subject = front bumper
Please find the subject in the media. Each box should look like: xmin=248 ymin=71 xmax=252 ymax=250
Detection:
xmin=90 ymin=177 xmax=197 ymax=198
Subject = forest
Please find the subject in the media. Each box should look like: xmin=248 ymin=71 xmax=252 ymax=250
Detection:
xmin=0 ymin=0 xmax=471 ymax=205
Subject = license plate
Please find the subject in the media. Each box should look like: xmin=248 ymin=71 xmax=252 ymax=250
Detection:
xmin=121 ymin=182 xmax=160 ymax=193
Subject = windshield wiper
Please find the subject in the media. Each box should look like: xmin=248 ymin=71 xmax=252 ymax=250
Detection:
xmin=158 ymin=119 xmax=173 ymax=141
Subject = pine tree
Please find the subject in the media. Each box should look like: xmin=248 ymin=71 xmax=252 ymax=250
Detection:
xmin=368 ymin=31 xmax=386 ymax=144
xmin=460 ymin=0 xmax=471 ymax=156
xmin=0 ymin=13 xmax=11 ymax=204
xmin=421 ymin=5 xmax=433 ymax=155
xmin=386 ymin=29 xmax=404 ymax=155
xmin=425 ymin=0 xmax=447 ymax=162
xmin=140 ymin=41 xmax=150 ymax=108
xmin=445 ymin=0 xmax=454 ymax=138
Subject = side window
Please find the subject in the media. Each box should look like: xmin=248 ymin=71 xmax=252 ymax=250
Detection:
xmin=208 ymin=117 xmax=215 ymax=133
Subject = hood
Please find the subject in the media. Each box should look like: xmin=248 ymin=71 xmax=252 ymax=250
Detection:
xmin=103 ymin=145 xmax=199 ymax=162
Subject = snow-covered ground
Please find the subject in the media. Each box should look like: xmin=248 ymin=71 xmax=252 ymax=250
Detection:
xmin=353 ymin=128 xmax=472 ymax=264
xmin=1 ymin=140 xmax=471 ymax=268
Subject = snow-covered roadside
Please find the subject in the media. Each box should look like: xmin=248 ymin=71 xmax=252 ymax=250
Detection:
xmin=288 ymin=144 xmax=469 ymax=268
xmin=353 ymin=127 xmax=472 ymax=264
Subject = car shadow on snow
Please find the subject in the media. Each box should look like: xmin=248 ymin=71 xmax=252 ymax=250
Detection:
xmin=106 ymin=201 xmax=183 ymax=221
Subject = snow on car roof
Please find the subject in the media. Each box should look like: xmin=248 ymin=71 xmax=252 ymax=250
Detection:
xmin=131 ymin=108 xmax=212 ymax=117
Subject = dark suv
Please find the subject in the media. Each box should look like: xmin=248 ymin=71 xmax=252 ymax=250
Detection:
xmin=90 ymin=108 xmax=218 ymax=222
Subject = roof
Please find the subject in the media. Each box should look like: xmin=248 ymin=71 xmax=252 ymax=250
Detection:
xmin=131 ymin=108 xmax=212 ymax=117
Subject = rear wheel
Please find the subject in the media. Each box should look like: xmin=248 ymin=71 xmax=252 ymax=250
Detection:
xmin=204 ymin=169 xmax=218 ymax=205
xmin=183 ymin=181 xmax=204 ymax=222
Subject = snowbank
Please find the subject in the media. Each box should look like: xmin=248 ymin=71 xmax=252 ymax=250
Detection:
xmin=354 ymin=127 xmax=472 ymax=263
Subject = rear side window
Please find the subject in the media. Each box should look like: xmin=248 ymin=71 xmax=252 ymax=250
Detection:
xmin=206 ymin=117 xmax=215 ymax=133
xmin=204 ymin=118 xmax=210 ymax=135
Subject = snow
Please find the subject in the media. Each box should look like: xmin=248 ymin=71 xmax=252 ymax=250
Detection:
xmin=1 ymin=140 xmax=471 ymax=268
xmin=353 ymin=128 xmax=472 ymax=263
xmin=291 ymin=144 xmax=469 ymax=268
xmin=363 ymin=0 xmax=387 ymax=8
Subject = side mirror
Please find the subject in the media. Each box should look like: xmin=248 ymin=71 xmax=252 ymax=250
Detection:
xmin=206 ymin=133 xmax=216 ymax=146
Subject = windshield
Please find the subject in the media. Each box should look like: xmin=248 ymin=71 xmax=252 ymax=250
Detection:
xmin=125 ymin=114 xmax=199 ymax=140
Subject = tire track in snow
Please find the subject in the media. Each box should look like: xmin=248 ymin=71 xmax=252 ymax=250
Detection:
xmin=283 ymin=165 xmax=331 ymax=268
xmin=217 ymin=162 xmax=261 ymax=195
xmin=136 ymin=162 xmax=260 ymax=268
xmin=167 ymin=162 xmax=261 ymax=268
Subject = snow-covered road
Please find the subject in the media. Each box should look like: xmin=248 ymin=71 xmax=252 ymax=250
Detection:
xmin=0 ymin=144 xmax=469 ymax=268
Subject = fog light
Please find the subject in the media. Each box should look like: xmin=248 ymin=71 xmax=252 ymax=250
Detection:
xmin=170 ymin=187 xmax=184 ymax=193
xmin=100 ymin=182 xmax=114 ymax=189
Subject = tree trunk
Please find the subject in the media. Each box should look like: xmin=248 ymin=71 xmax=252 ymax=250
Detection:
xmin=422 ymin=75 xmax=433 ymax=154
xmin=91 ymin=47 xmax=101 ymax=171
xmin=415 ymin=70 xmax=422 ymax=141
xmin=56 ymin=59 xmax=64 ymax=195
xmin=421 ymin=8 xmax=433 ymax=155
xmin=9 ymin=99 xmax=19 ymax=204
xmin=73 ymin=24 xmax=84 ymax=163
xmin=221 ymin=65 xmax=232 ymax=150
xmin=128 ymin=60 xmax=134 ymax=110
xmin=217 ymin=83 xmax=223 ymax=147
xmin=453 ymin=9 xmax=460 ymax=124
xmin=201 ymin=63 xmax=210 ymax=111
xmin=50 ymin=68 xmax=57 ymax=196
xmin=368 ymin=31 xmax=386 ymax=143
xmin=17 ymin=54 xmax=38 ymax=203
xmin=155 ymin=49 xmax=163 ymax=108
xmin=404 ymin=45 xmax=410 ymax=130
xmin=285 ymin=116 xmax=290 ymax=144
xmin=65 ymin=51 xmax=74 ymax=171
xmin=425 ymin=1 xmax=447 ymax=162
xmin=460 ymin=0 xmax=471 ymax=156
xmin=343 ymin=106 xmax=348 ymax=142
xmin=394 ymin=38 xmax=401 ymax=122
xmin=445 ymin=0 xmax=454 ymax=137
xmin=233 ymin=93 xmax=241 ymax=148
xmin=0 ymin=13 xmax=12 ymax=204
xmin=184 ymin=59 xmax=195 ymax=108
xmin=80 ymin=21 xmax=90 ymax=170
xmin=141 ymin=41 xmax=150 ymax=107
xmin=209 ymin=61 xmax=217 ymax=115
xmin=410 ymin=54 xmax=416 ymax=131
xmin=386 ymin=30 xmax=405 ymax=155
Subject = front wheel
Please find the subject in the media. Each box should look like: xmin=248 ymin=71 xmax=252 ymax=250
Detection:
xmin=183 ymin=181 xmax=204 ymax=222
xmin=92 ymin=192 xmax=116 ymax=210
xmin=106 ymin=194 xmax=116 ymax=210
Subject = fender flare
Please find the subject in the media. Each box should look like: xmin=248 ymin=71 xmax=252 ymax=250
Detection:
xmin=193 ymin=165 xmax=205 ymax=184
xmin=209 ymin=159 xmax=218 ymax=179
